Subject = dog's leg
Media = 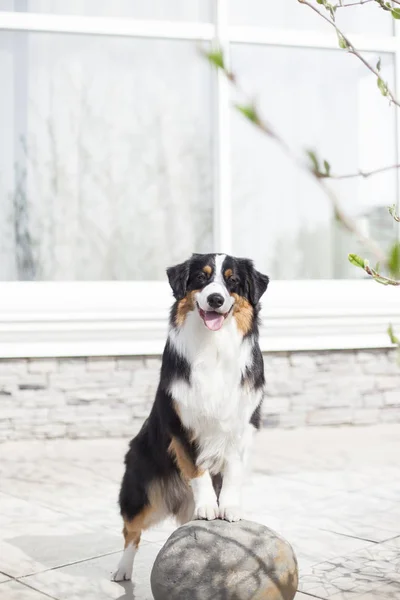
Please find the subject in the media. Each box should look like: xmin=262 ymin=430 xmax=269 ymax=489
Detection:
xmin=112 ymin=522 xmax=141 ymax=582
xmin=112 ymin=503 xmax=156 ymax=582
xmin=218 ymin=452 xmax=244 ymax=522
xmin=191 ymin=471 xmax=219 ymax=521
xmin=218 ymin=425 xmax=254 ymax=522
xmin=169 ymin=436 xmax=218 ymax=521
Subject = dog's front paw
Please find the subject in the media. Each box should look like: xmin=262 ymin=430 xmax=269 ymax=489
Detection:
xmin=219 ymin=505 xmax=242 ymax=522
xmin=111 ymin=567 xmax=132 ymax=582
xmin=194 ymin=502 xmax=219 ymax=521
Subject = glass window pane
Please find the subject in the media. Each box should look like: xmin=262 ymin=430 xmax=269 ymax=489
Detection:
xmin=0 ymin=0 xmax=211 ymax=21
xmin=0 ymin=33 xmax=213 ymax=280
xmin=231 ymin=45 xmax=397 ymax=280
xmin=229 ymin=0 xmax=393 ymax=36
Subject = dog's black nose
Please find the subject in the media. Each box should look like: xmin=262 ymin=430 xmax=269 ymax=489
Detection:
xmin=207 ymin=293 xmax=224 ymax=309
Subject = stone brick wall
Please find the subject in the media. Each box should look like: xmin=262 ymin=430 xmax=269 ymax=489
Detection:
xmin=0 ymin=349 xmax=399 ymax=441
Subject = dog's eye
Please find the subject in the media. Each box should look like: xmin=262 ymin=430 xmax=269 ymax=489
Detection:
xmin=197 ymin=272 xmax=207 ymax=283
xmin=229 ymin=276 xmax=239 ymax=285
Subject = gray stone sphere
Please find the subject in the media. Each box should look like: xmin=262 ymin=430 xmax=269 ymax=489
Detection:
xmin=150 ymin=519 xmax=298 ymax=600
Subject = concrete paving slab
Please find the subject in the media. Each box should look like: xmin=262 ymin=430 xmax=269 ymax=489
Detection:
xmin=1 ymin=525 xmax=122 ymax=578
xmin=0 ymin=580 xmax=54 ymax=600
xmin=2 ymin=425 xmax=400 ymax=599
xmin=22 ymin=542 xmax=162 ymax=600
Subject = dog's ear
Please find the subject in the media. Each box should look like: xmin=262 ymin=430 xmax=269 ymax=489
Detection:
xmin=167 ymin=259 xmax=191 ymax=300
xmin=245 ymin=262 xmax=269 ymax=306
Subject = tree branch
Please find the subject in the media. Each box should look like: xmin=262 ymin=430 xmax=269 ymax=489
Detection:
xmin=349 ymin=254 xmax=400 ymax=285
xmin=338 ymin=0 xmax=400 ymax=6
xmin=297 ymin=0 xmax=400 ymax=108
xmin=203 ymin=46 xmax=388 ymax=265
xmin=325 ymin=163 xmax=400 ymax=180
xmin=337 ymin=1 xmax=377 ymax=6
xmin=318 ymin=181 xmax=387 ymax=263
xmin=364 ymin=263 xmax=400 ymax=285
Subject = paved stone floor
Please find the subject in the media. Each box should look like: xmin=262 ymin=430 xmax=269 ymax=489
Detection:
xmin=1 ymin=424 xmax=400 ymax=599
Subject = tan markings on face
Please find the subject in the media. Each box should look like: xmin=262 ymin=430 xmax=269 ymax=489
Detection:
xmin=175 ymin=290 xmax=198 ymax=327
xmin=168 ymin=436 xmax=203 ymax=481
xmin=224 ymin=268 xmax=233 ymax=279
xmin=202 ymin=265 xmax=212 ymax=275
xmin=231 ymin=293 xmax=254 ymax=336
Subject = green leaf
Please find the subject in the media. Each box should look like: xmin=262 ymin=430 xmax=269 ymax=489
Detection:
xmin=389 ymin=204 xmax=400 ymax=221
xmin=376 ymin=0 xmax=393 ymax=10
xmin=387 ymin=242 xmax=400 ymax=278
xmin=348 ymin=254 xmax=365 ymax=269
xmin=337 ymin=33 xmax=348 ymax=49
xmin=377 ymin=77 xmax=389 ymax=97
xmin=376 ymin=58 xmax=381 ymax=72
xmin=323 ymin=159 xmax=331 ymax=176
xmin=205 ymin=49 xmax=225 ymax=70
xmin=377 ymin=0 xmax=392 ymax=10
xmin=392 ymin=8 xmax=400 ymax=19
xmin=374 ymin=262 xmax=381 ymax=273
xmin=388 ymin=324 xmax=400 ymax=346
xmin=306 ymin=149 xmax=320 ymax=174
xmin=235 ymin=104 xmax=259 ymax=125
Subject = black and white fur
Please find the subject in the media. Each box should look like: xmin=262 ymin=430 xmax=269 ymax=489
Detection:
xmin=112 ymin=253 xmax=269 ymax=581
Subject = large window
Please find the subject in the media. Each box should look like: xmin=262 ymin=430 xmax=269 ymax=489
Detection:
xmin=231 ymin=47 xmax=397 ymax=279
xmin=0 ymin=0 xmax=399 ymax=356
xmin=0 ymin=32 xmax=213 ymax=280
xmin=1 ymin=0 xmax=399 ymax=281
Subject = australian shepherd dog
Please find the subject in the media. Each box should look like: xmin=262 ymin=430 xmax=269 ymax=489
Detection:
xmin=112 ymin=253 xmax=269 ymax=581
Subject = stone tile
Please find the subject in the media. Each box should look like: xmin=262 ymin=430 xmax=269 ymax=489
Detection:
xmin=243 ymin=473 xmax=334 ymax=515
xmin=298 ymin=490 xmax=398 ymax=529
xmin=247 ymin=511 xmax=373 ymax=572
xmin=24 ymin=542 xmax=162 ymax=600
xmin=308 ymin=516 xmax=395 ymax=544
xmin=280 ymin=469 xmax=372 ymax=494
xmin=356 ymin=581 xmax=400 ymax=599
xmin=330 ymin=592 xmax=366 ymax=600
xmin=0 ymin=580 xmax=51 ymax=600
xmin=383 ymin=535 xmax=400 ymax=550
xmin=282 ymin=527 xmax=373 ymax=569
xmin=2 ymin=428 xmax=400 ymax=599
xmin=0 ymin=492 xmax=69 ymax=532
xmin=300 ymin=542 xmax=400 ymax=599
xmin=1 ymin=521 xmax=122 ymax=577
xmin=365 ymin=478 xmax=400 ymax=503
xmin=0 ymin=540 xmax=50 ymax=579
xmin=350 ymin=510 xmax=400 ymax=536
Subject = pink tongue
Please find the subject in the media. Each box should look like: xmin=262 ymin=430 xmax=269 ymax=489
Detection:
xmin=203 ymin=311 xmax=225 ymax=331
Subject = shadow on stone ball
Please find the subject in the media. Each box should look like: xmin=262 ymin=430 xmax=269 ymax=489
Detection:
xmin=150 ymin=519 xmax=298 ymax=600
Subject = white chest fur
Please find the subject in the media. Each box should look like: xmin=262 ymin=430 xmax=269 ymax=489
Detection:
xmin=169 ymin=311 xmax=262 ymax=472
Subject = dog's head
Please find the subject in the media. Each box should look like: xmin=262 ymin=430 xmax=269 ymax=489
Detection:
xmin=167 ymin=253 xmax=269 ymax=333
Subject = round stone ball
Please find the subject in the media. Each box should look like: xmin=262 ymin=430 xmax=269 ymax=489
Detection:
xmin=150 ymin=519 xmax=298 ymax=600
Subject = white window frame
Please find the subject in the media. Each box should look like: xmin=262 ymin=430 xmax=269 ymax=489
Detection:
xmin=0 ymin=3 xmax=399 ymax=358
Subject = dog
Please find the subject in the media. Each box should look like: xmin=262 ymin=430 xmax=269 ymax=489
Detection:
xmin=112 ymin=253 xmax=269 ymax=582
